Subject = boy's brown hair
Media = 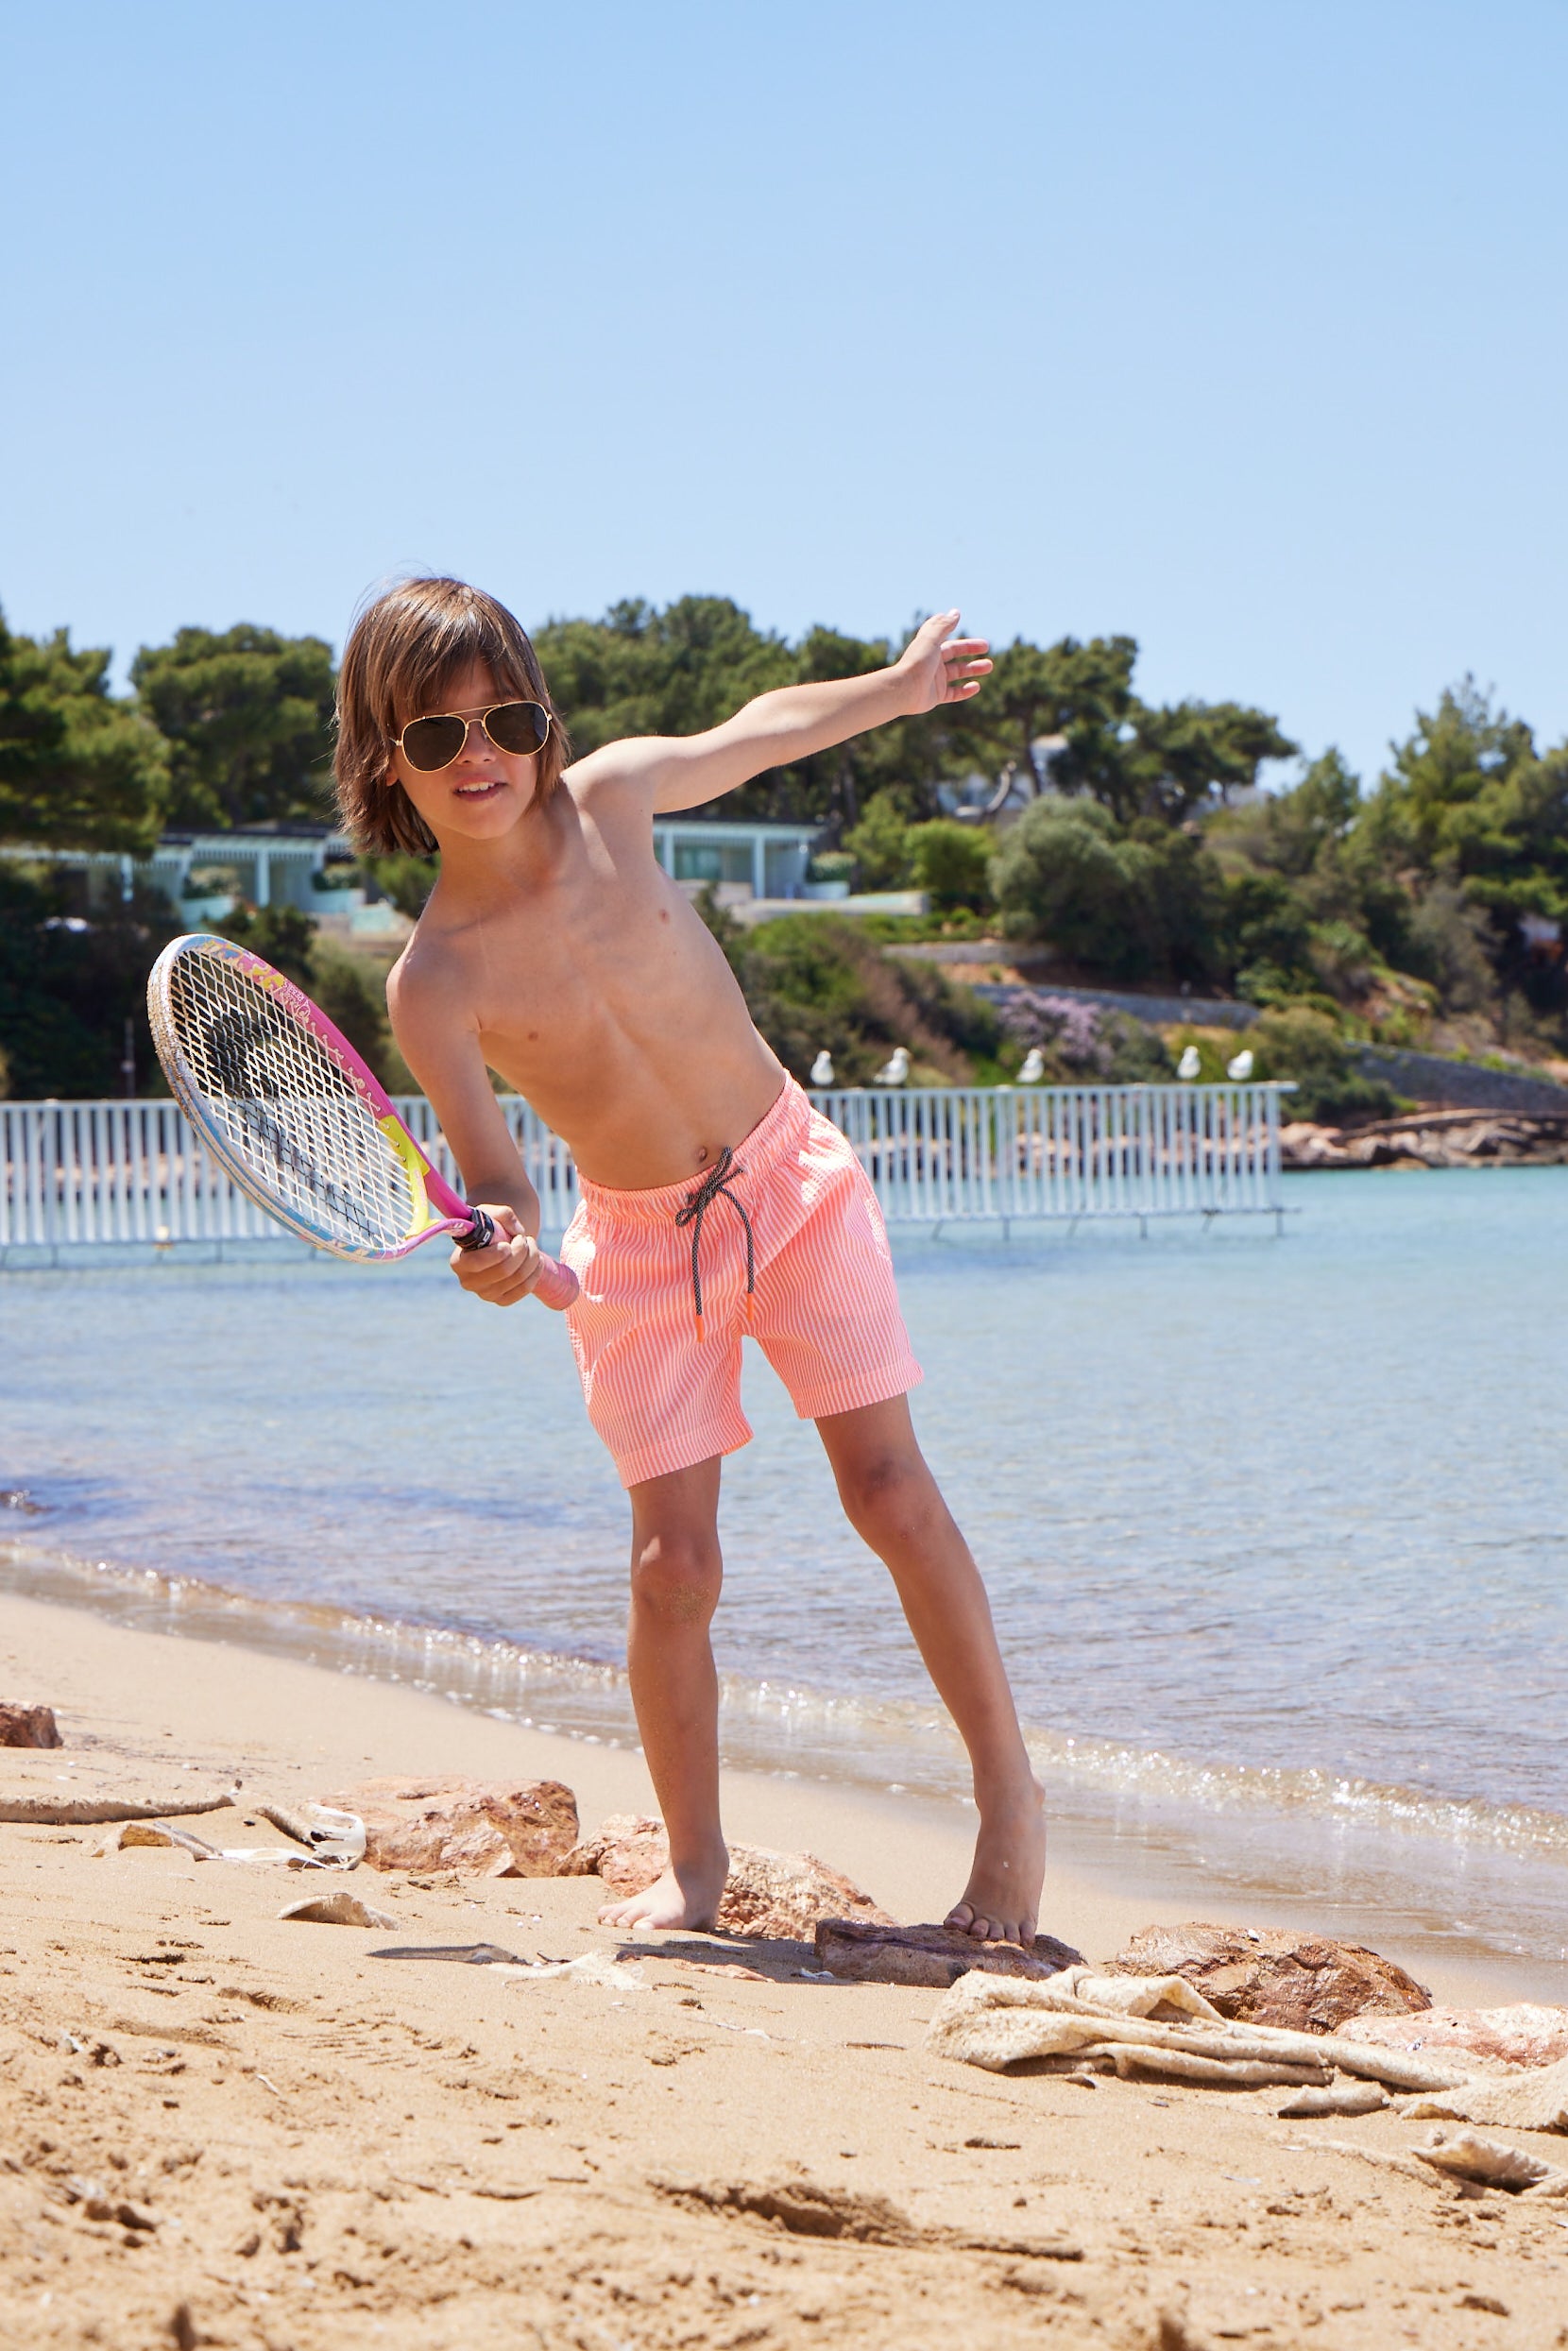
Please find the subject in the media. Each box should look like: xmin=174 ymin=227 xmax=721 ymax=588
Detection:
xmin=333 ymin=576 xmax=571 ymax=856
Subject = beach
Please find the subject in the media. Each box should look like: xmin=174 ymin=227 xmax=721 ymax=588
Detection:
xmin=6 ymin=1172 xmax=1568 ymax=1985
xmin=3 ymin=1588 xmax=1565 ymax=2351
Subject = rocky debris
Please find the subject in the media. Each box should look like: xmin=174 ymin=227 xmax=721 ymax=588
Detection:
xmin=562 ymin=1814 xmax=668 ymax=1892
xmin=1281 ymin=1110 xmax=1568 ymax=1171
xmin=320 ymin=1776 xmax=578 ymax=1877
xmin=0 ymin=1701 xmax=62 ymax=1748
xmin=813 ymin=1918 xmax=1082 ymax=1987
xmin=563 ymin=1813 xmax=894 ymax=1937
xmin=279 ymin=1891 xmax=398 ymax=1929
xmin=1342 ymin=2002 xmax=1568 ymax=2070
xmin=1100 ymin=1922 xmax=1430 ymax=2034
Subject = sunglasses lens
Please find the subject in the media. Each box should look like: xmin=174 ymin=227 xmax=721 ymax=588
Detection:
xmin=401 ymin=714 xmax=468 ymax=772
xmin=486 ymin=701 xmax=549 ymax=755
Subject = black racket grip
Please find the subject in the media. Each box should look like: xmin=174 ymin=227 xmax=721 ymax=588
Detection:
xmin=456 ymin=1209 xmax=579 ymax=1311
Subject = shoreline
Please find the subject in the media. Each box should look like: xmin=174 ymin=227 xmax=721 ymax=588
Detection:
xmin=3 ymin=1587 xmax=1567 ymax=2349
xmin=2 ymin=1576 xmax=1559 ymax=2011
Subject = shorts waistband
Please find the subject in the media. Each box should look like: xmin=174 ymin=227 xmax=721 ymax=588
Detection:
xmin=574 ymin=1074 xmax=810 ymax=1223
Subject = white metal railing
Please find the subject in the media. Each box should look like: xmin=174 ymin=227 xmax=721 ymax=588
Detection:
xmin=0 ymin=1084 xmax=1289 ymax=1256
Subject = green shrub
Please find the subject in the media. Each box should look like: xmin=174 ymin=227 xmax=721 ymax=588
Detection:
xmin=696 ymin=900 xmax=998 ymax=1085
xmin=363 ymin=853 xmax=438 ymax=918
xmin=906 ymin=820 xmax=993 ymax=914
xmin=0 ymin=862 xmax=183 ymax=1096
xmin=843 ymin=791 xmax=913 ymax=890
xmin=1248 ymin=1004 xmax=1398 ymax=1125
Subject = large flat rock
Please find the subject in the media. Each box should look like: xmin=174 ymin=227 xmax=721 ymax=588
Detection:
xmin=814 ymin=1918 xmax=1083 ymax=1987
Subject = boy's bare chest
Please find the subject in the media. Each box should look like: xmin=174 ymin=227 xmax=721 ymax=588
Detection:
xmin=464 ymin=860 xmax=725 ymax=1073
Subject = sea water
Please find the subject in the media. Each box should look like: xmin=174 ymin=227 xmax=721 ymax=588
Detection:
xmin=4 ymin=1167 xmax=1565 ymax=1981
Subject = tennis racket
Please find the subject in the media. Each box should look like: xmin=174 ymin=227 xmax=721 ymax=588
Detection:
xmin=146 ymin=932 xmax=578 ymax=1308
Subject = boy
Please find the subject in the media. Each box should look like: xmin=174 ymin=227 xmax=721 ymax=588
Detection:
xmin=335 ymin=576 xmax=1046 ymax=1943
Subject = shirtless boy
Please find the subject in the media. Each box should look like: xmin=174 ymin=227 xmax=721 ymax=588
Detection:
xmin=334 ymin=576 xmax=1046 ymax=1943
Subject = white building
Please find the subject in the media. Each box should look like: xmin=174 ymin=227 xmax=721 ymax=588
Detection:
xmin=5 ymin=814 xmax=824 ymax=921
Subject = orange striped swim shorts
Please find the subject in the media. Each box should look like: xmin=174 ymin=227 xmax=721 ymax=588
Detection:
xmin=559 ymin=1076 xmax=923 ymax=1489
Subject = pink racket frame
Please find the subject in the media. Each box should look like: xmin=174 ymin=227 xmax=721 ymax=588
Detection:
xmin=159 ymin=935 xmax=577 ymax=1311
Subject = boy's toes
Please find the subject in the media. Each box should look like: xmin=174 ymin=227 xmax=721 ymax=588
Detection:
xmin=945 ymin=1902 xmax=1014 ymax=1944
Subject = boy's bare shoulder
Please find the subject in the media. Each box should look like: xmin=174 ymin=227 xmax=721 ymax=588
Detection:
xmin=385 ymin=917 xmax=475 ymax=1038
xmin=564 ymin=733 xmax=677 ymax=807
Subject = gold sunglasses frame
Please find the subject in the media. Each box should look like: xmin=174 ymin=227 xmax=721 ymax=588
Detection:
xmin=392 ymin=699 xmax=553 ymax=774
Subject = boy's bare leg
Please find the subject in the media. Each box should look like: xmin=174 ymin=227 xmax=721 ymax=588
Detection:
xmin=597 ymin=1455 xmax=730 ymax=1932
xmin=816 ymin=1394 xmax=1046 ymax=1945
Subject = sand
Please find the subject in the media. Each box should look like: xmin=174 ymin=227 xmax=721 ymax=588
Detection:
xmin=1 ymin=1591 xmax=1565 ymax=2351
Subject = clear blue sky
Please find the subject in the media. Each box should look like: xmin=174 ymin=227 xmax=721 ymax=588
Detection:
xmin=3 ymin=0 xmax=1564 ymax=788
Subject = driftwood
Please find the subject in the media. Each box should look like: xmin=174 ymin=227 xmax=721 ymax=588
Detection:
xmin=1278 ymin=2082 xmax=1389 ymax=2119
xmin=114 ymin=1821 xmax=222 ymax=1859
xmin=1399 ymin=2054 xmax=1568 ymax=2136
xmin=1413 ymin=2128 xmax=1568 ymax=2198
xmin=925 ymin=1968 xmax=1470 ymax=2091
xmin=278 ymin=1892 xmax=397 ymax=1929
xmin=1108 ymin=2048 xmax=1328 ymax=2089
xmin=0 ymin=1787 xmax=238 ymax=1826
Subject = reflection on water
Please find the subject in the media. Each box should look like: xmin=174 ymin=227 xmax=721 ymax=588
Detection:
xmin=4 ymin=1167 xmax=1567 ymax=1971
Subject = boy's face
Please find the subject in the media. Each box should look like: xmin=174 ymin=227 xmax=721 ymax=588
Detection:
xmin=388 ymin=660 xmax=544 ymax=845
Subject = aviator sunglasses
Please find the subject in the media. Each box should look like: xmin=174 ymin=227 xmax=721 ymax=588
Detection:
xmin=393 ymin=698 xmax=552 ymax=774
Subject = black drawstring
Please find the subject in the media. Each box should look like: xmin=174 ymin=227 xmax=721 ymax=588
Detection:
xmin=674 ymin=1147 xmax=755 ymax=1340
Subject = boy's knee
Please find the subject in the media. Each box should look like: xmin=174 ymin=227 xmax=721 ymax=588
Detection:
xmin=836 ymin=1448 xmax=936 ymax=1545
xmin=630 ymin=1528 xmax=723 ymax=1625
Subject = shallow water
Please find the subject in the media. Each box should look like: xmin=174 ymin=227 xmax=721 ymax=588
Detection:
xmin=4 ymin=1168 xmax=1566 ymax=1976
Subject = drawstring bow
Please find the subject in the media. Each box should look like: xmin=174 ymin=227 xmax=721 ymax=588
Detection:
xmin=674 ymin=1147 xmax=755 ymax=1340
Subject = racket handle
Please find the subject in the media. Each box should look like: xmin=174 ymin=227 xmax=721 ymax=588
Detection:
xmin=531 ymin=1252 xmax=580 ymax=1312
xmin=457 ymin=1210 xmax=579 ymax=1312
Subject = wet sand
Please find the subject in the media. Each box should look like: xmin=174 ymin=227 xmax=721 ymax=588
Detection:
xmin=1 ymin=1590 xmax=1564 ymax=2349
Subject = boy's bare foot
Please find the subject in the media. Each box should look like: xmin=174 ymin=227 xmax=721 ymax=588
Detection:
xmin=597 ymin=1847 xmax=729 ymax=1933
xmin=944 ymin=1779 xmax=1048 ymax=1946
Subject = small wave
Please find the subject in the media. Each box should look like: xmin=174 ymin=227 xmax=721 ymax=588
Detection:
xmin=5 ymin=1533 xmax=1567 ymax=1874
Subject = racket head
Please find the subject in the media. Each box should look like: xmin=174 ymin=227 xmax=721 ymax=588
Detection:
xmin=146 ymin=932 xmax=468 ymax=1261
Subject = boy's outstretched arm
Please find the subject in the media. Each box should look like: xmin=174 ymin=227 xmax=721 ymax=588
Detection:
xmin=578 ymin=609 xmax=990 ymax=812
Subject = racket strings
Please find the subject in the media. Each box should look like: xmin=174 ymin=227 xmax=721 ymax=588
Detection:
xmin=161 ymin=948 xmax=418 ymax=1252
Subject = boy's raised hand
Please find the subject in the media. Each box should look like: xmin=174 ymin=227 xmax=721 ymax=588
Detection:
xmin=896 ymin=609 xmax=993 ymax=714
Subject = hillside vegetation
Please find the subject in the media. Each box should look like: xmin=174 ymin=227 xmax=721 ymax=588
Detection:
xmin=3 ymin=596 xmax=1564 ymax=1099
